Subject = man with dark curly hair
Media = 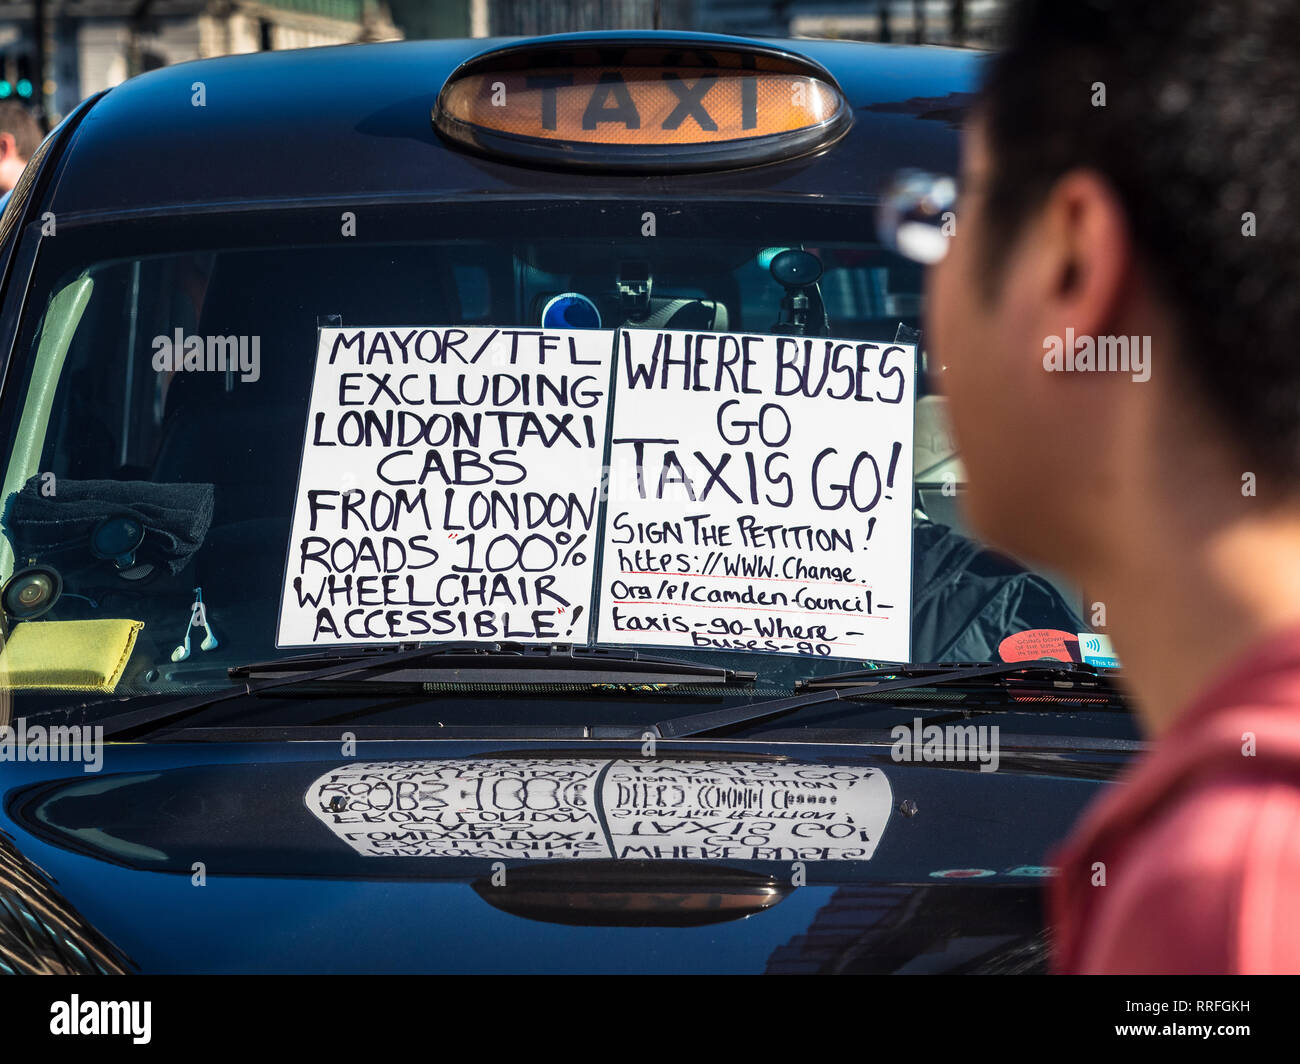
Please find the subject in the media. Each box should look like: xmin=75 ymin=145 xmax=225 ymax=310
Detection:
xmin=925 ymin=0 xmax=1300 ymax=972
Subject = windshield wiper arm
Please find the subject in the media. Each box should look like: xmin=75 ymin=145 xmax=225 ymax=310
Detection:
xmin=99 ymin=642 xmax=753 ymax=740
xmin=228 ymin=642 xmax=755 ymax=687
xmin=649 ymin=660 xmax=1125 ymax=740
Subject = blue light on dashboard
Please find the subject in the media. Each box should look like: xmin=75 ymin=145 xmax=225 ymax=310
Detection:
xmin=541 ymin=292 xmax=602 ymax=330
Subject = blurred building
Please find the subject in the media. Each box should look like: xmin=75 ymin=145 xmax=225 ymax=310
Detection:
xmin=388 ymin=1 xmax=1003 ymax=42
xmin=700 ymin=1 xmax=1003 ymax=45
xmin=0 ymin=0 xmax=402 ymax=122
xmin=387 ymin=0 xmax=1003 ymax=43
xmin=387 ymin=0 xmax=694 ymax=39
xmin=0 ymin=0 xmax=1003 ymax=127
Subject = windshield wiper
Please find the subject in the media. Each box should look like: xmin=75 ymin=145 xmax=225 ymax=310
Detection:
xmin=98 ymin=643 xmax=755 ymax=740
xmin=647 ymin=660 xmax=1127 ymax=740
xmin=228 ymin=642 xmax=754 ymax=686
xmin=795 ymin=659 xmax=1118 ymax=691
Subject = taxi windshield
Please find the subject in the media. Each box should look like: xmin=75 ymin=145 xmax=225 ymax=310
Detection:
xmin=0 ymin=198 xmax=1094 ymax=726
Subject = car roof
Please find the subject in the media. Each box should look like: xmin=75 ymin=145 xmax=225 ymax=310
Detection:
xmin=48 ymin=31 xmax=978 ymax=221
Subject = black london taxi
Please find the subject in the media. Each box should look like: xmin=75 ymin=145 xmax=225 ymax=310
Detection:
xmin=0 ymin=31 xmax=1137 ymax=975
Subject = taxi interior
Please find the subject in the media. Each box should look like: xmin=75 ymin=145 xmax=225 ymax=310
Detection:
xmin=0 ymin=214 xmax=1111 ymax=733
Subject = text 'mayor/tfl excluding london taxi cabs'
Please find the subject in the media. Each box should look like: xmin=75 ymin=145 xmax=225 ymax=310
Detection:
xmin=0 ymin=31 xmax=1135 ymax=975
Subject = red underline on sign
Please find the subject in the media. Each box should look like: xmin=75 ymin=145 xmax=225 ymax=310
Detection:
xmin=610 ymin=626 xmax=857 ymax=645
xmin=611 ymin=599 xmax=889 ymax=619
xmin=620 ymin=569 xmax=873 ymax=589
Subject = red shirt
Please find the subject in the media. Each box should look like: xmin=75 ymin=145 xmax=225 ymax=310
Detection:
xmin=1048 ymin=624 xmax=1300 ymax=973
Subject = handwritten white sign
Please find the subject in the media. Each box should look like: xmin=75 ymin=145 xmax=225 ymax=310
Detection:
xmin=276 ymin=327 xmax=613 ymax=646
xmin=595 ymin=329 xmax=915 ymax=661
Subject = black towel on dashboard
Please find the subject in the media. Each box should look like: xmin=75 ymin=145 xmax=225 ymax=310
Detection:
xmin=5 ymin=476 xmax=215 ymax=575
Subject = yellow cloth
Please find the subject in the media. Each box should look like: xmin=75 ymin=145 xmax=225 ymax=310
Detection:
xmin=0 ymin=619 xmax=144 ymax=692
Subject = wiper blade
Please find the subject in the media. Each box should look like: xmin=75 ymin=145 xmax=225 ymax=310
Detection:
xmin=230 ymin=642 xmax=755 ymax=686
xmin=99 ymin=642 xmax=753 ymax=740
xmin=650 ymin=660 xmax=1126 ymax=740
xmin=796 ymin=659 xmax=1118 ymax=691
xmin=98 ymin=642 xmax=457 ymax=739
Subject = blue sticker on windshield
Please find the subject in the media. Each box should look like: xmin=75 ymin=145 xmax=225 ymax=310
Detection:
xmin=1077 ymin=632 xmax=1121 ymax=668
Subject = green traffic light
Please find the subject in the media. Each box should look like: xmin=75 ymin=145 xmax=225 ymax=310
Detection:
xmin=16 ymin=79 xmax=32 ymax=98
xmin=0 ymin=82 xmax=11 ymax=98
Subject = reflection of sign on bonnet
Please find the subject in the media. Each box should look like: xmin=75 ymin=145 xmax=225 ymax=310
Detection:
xmin=305 ymin=758 xmax=893 ymax=862
xmin=276 ymin=327 xmax=613 ymax=647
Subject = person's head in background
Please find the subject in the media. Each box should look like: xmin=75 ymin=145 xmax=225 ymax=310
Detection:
xmin=0 ymin=100 xmax=42 ymax=193
xmin=926 ymin=0 xmax=1300 ymax=732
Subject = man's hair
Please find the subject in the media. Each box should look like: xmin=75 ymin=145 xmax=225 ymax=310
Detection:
xmin=0 ymin=100 xmax=42 ymax=159
xmin=980 ymin=0 xmax=1300 ymax=477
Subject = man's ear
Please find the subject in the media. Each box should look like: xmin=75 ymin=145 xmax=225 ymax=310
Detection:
xmin=0 ymin=132 xmax=16 ymax=163
xmin=1039 ymin=169 xmax=1133 ymax=340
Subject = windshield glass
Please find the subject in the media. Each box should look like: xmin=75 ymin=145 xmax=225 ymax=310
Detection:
xmin=0 ymin=199 xmax=1097 ymax=728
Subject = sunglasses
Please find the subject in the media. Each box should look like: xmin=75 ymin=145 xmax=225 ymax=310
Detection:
xmin=876 ymin=169 xmax=959 ymax=265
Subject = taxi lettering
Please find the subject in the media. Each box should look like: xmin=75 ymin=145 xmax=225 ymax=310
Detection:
xmin=525 ymin=70 xmax=745 ymax=132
